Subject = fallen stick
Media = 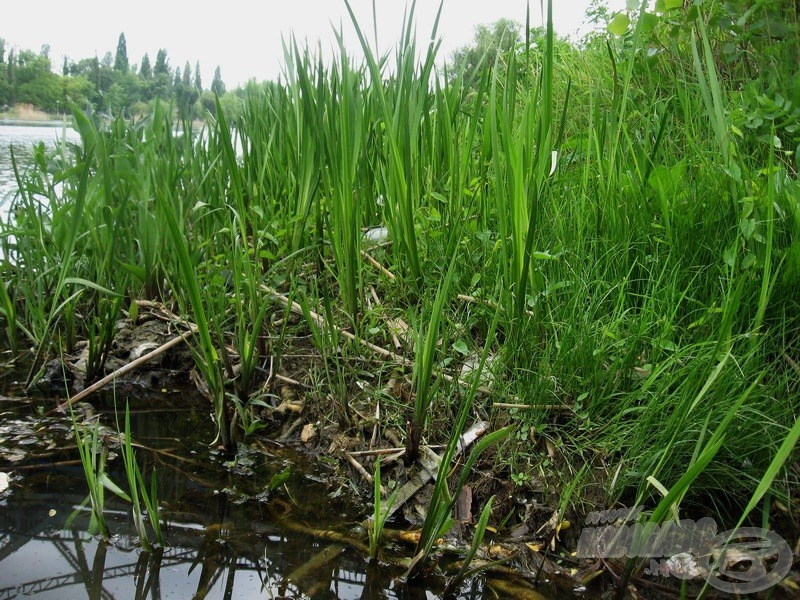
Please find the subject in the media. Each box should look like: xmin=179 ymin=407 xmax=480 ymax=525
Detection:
xmin=493 ymin=402 xmax=572 ymax=411
xmin=361 ymin=250 xmax=396 ymax=281
xmin=383 ymin=420 xmax=488 ymax=520
xmin=298 ymin=421 xmax=489 ymax=579
xmin=344 ymin=452 xmax=386 ymax=497
xmin=262 ymin=285 xmax=410 ymax=365
xmin=264 ymin=287 xmax=573 ymax=412
xmin=49 ymin=325 xmax=197 ymax=414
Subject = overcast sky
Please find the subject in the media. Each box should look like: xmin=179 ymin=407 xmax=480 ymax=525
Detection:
xmin=3 ymin=1 xmax=626 ymax=88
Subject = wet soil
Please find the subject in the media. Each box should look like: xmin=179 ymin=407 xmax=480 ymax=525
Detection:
xmin=3 ymin=308 xmax=798 ymax=599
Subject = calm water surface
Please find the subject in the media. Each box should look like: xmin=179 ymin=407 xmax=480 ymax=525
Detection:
xmin=0 ymin=124 xmax=80 ymax=221
xmin=0 ymin=124 xmax=574 ymax=600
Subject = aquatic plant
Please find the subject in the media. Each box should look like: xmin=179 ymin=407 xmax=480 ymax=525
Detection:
xmin=0 ymin=0 xmax=797 ymax=575
xmin=116 ymin=400 xmax=165 ymax=549
xmin=405 ymin=308 xmax=512 ymax=581
xmin=69 ymin=410 xmax=112 ymax=539
xmin=367 ymin=457 xmax=398 ymax=561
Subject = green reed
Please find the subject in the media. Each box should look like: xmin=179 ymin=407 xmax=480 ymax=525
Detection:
xmin=344 ymin=0 xmax=443 ymax=291
xmin=0 ymin=0 xmax=797 ymax=550
xmin=69 ymin=407 xmax=112 ymax=539
xmin=319 ymin=38 xmax=368 ymax=326
xmin=405 ymin=307 xmax=511 ymax=581
xmin=158 ymin=180 xmax=230 ymax=448
xmin=368 ymin=457 xmax=398 ymax=561
xmin=116 ymin=400 xmax=165 ymax=549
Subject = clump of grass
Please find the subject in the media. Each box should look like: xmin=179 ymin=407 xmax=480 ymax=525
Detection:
xmin=116 ymin=400 xmax=165 ymax=549
xmin=68 ymin=405 xmax=113 ymax=539
xmin=1 ymin=0 xmax=798 ymax=562
xmin=405 ymin=308 xmax=512 ymax=581
xmin=367 ymin=457 xmax=398 ymax=561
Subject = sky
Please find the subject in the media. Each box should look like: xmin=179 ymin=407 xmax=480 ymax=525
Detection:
xmin=2 ymin=0 xmax=627 ymax=89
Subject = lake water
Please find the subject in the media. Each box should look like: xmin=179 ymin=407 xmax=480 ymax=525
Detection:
xmin=0 ymin=124 xmax=80 ymax=222
xmin=0 ymin=124 xmax=574 ymax=600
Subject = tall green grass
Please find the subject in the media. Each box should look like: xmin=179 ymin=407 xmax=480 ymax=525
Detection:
xmin=0 ymin=0 xmax=797 ymax=553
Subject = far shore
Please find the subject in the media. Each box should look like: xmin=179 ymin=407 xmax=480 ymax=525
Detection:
xmin=0 ymin=118 xmax=73 ymax=128
xmin=0 ymin=103 xmax=73 ymax=128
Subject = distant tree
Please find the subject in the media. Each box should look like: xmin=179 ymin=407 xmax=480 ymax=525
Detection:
xmin=114 ymin=33 xmax=129 ymax=73
xmin=0 ymin=59 xmax=10 ymax=106
xmin=182 ymin=61 xmax=191 ymax=88
xmin=40 ymin=44 xmax=50 ymax=59
xmin=13 ymin=50 xmax=60 ymax=111
xmin=154 ymin=49 xmax=169 ymax=75
xmin=194 ymin=61 xmax=202 ymax=90
xmin=62 ymin=56 xmax=69 ymax=76
xmin=449 ymin=18 xmax=522 ymax=80
xmin=200 ymin=90 xmax=217 ymax=115
xmin=175 ymin=60 xmax=199 ymax=119
xmin=140 ymin=53 xmax=151 ymax=79
xmin=211 ymin=66 xmax=226 ymax=96
xmin=150 ymin=50 xmax=171 ymax=99
xmin=5 ymin=49 xmax=14 ymax=103
xmin=0 ymin=74 xmax=10 ymax=106
xmin=0 ymin=38 xmax=5 ymax=64
xmin=63 ymin=74 xmax=93 ymax=108
xmin=173 ymin=66 xmax=181 ymax=88
xmin=14 ymin=50 xmax=52 ymax=86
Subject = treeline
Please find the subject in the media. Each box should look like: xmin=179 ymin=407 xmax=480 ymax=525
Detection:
xmin=0 ymin=33 xmax=240 ymax=120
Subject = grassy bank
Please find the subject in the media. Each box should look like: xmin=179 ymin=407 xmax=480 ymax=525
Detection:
xmin=1 ymin=0 xmax=798 ymax=578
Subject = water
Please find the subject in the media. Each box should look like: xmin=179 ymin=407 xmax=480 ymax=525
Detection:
xmin=0 ymin=388 xmax=384 ymax=599
xmin=0 ymin=371 xmax=566 ymax=599
xmin=0 ymin=124 xmax=80 ymax=214
xmin=0 ymin=124 xmax=570 ymax=599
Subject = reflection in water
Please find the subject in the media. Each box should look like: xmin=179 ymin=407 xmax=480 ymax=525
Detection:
xmin=0 ymin=124 xmax=80 ymax=212
xmin=0 ymin=391 xmax=505 ymax=600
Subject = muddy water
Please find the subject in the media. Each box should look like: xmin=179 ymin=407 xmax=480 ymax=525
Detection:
xmin=0 ymin=368 xmax=566 ymax=600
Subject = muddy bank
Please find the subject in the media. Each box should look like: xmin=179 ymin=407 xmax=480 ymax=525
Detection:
xmin=9 ymin=301 xmax=797 ymax=599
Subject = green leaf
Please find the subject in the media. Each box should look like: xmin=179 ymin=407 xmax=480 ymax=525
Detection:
xmin=63 ymin=277 xmax=121 ymax=297
xmin=608 ymin=13 xmax=631 ymax=36
xmin=452 ymin=339 xmax=470 ymax=356
xmin=268 ymin=467 xmax=292 ymax=492
xmin=723 ymin=245 xmax=737 ymax=268
xmin=656 ymin=0 xmax=683 ymax=11
xmin=100 ymin=473 xmax=131 ymax=502
xmin=641 ymin=12 xmax=660 ymax=33
xmin=740 ymin=218 xmax=756 ymax=239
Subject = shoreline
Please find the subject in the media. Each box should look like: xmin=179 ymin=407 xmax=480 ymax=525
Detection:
xmin=0 ymin=118 xmax=73 ymax=128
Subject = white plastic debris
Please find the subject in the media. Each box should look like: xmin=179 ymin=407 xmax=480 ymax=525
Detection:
xmin=362 ymin=226 xmax=390 ymax=245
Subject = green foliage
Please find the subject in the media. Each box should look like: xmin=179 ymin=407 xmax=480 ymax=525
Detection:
xmin=211 ymin=66 xmax=226 ymax=96
xmin=1 ymin=34 xmax=234 ymax=118
xmin=449 ymin=18 xmax=522 ymax=81
xmin=368 ymin=459 xmax=398 ymax=560
xmin=114 ymin=33 xmax=129 ymax=74
xmin=68 ymin=411 xmax=112 ymax=539
xmin=116 ymin=400 xmax=165 ymax=549
xmin=2 ymin=0 xmax=799 ymax=551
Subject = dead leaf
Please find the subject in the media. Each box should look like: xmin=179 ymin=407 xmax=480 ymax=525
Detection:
xmin=300 ymin=423 xmax=317 ymax=443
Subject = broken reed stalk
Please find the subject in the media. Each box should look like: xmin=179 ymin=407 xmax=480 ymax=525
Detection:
xmin=266 ymin=286 xmax=574 ymax=412
xmin=345 ymin=452 xmax=387 ymax=496
xmin=49 ymin=324 xmax=198 ymax=414
xmin=263 ymin=285 xmax=410 ymax=364
xmin=493 ymin=402 xmax=573 ymax=411
xmin=361 ymin=249 xmax=396 ymax=280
